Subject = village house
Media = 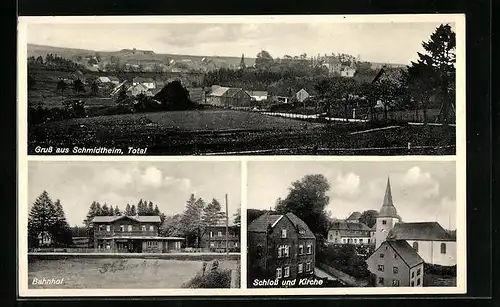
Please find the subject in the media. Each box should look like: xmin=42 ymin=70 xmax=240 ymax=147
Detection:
xmin=245 ymin=90 xmax=268 ymax=102
xmin=127 ymin=83 xmax=149 ymax=96
xmin=373 ymin=177 xmax=457 ymax=267
xmin=201 ymin=220 xmax=240 ymax=252
xmin=187 ymin=87 xmax=206 ymax=104
xmin=327 ymin=212 xmax=372 ymax=245
xmin=92 ymin=215 xmax=184 ymax=253
xmin=132 ymin=77 xmax=156 ymax=89
xmin=366 ymin=240 xmax=424 ymax=287
xmin=37 ymin=231 xmax=53 ymax=247
xmin=206 ymin=86 xmax=253 ymax=108
xmin=340 ymin=67 xmax=357 ymax=77
xmin=248 ymin=212 xmax=316 ymax=280
xmin=295 ymin=88 xmax=310 ymax=103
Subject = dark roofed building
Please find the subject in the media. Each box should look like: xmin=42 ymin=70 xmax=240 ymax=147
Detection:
xmin=206 ymin=86 xmax=252 ymax=108
xmin=327 ymin=220 xmax=372 ymax=245
xmin=248 ymin=212 xmax=316 ymax=284
xmin=386 ymin=222 xmax=455 ymax=242
xmin=366 ymin=239 xmax=424 ymax=287
xmin=201 ymin=219 xmax=240 ymax=252
xmin=92 ymin=215 xmax=184 ymax=253
xmin=346 ymin=211 xmax=362 ymax=222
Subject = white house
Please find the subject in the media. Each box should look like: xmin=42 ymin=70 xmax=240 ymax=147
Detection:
xmin=245 ymin=90 xmax=268 ymax=102
xmin=296 ymin=88 xmax=310 ymax=103
xmin=132 ymin=77 xmax=156 ymax=89
xmin=341 ymin=67 xmax=356 ymax=78
xmin=374 ymin=177 xmax=457 ymax=267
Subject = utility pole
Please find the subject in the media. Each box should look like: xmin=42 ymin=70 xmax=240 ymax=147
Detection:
xmin=225 ymin=193 xmax=229 ymax=256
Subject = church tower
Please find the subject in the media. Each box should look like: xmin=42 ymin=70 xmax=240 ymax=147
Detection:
xmin=374 ymin=177 xmax=402 ymax=249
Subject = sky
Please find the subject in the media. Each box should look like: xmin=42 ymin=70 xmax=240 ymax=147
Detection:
xmin=247 ymin=161 xmax=457 ymax=230
xmin=26 ymin=21 xmax=455 ymax=64
xmin=28 ymin=161 xmax=241 ymax=226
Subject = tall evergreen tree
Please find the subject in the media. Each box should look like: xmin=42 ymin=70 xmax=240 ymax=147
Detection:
xmin=52 ymin=199 xmax=73 ymax=246
xmin=125 ymin=203 xmax=132 ymax=216
xmin=130 ymin=204 xmax=137 ymax=216
xmin=202 ymin=198 xmax=225 ymax=228
xmin=28 ymin=191 xmax=58 ymax=247
xmin=239 ymin=53 xmax=246 ymax=69
xmin=113 ymin=205 xmax=121 ymax=216
xmin=147 ymin=201 xmax=154 ymax=215
xmin=102 ymin=203 xmax=110 ymax=216
xmin=180 ymin=194 xmax=205 ymax=248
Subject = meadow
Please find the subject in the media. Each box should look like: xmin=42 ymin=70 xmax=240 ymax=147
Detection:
xmin=28 ymin=258 xmax=238 ymax=289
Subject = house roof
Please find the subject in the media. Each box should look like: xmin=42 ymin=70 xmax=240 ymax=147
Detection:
xmin=386 ymin=222 xmax=456 ymax=242
xmin=346 ymin=212 xmax=362 ymax=221
xmin=379 ymin=177 xmax=400 ymax=219
xmin=245 ymin=90 xmax=268 ymax=97
xmin=224 ymin=87 xmax=247 ymax=98
xmin=108 ymin=76 xmax=119 ymax=82
xmin=208 ymin=86 xmax=230 ymax=97
xmin=127 ymin=84 xmax=148 ymax=93
xmin=92 ymin=215 xmax=161 ymax=223
xmin=247 ymin=212 xmax=315 ymax=239
xmin=330 ymin=221 xmax=371 ymax=232
xmin=97 ymin=76 xmax=111 ymax=83
xmin=353 ymin=68 xmax=383 ymax=84
xmin=133 ymin=77 xmax=155 ymax=83
xmin=386 ymin=240 xmax=424 ymax=268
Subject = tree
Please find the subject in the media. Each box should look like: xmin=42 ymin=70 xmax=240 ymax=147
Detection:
xmin=113 ymin=205 xmax=121 ymax=216
xmin=28 ymin=191 xmax=58 ymax=247
xmin=233 ymin=208 xmax=241 ymax=228
xmin=180 ymin=194 xmax=205 ymax=248
xmin=359 ymin=210 xmax=378 ymax=228
xmin=130 ymin=204 xmax=137 ymax=216
xmin=154 ymin=205 xmax=161 ymax=216
xmin=137 ymin=199 xmax=147 ymax=215
xmin=202 ymin=198 xmax=225 ymax=228
xmin=52 ymin=199 xmax=73 ymax=246
xmin=147 ymin=201 xmax=154 ymax=215
xmin=28 ymin=75 xmax=36 ymax=90
xmin=409 ymin=24 xmax=456 ymax=124
xmin=57 ymin=80 xmax=67 ymax=97
xmin=275 ymin=174 xmax=331 ymax=236
xmin=239 ymin=53 xmax=246 ymax=69
xmin=73 ymin=79 xmax=85 ymax=94
xmin=154 ymin=81 xmax=193 ymax=110
xmin=91 ymin=81 xmax=99 ymax=96
xmin=124 ymin=203 xmax=132 ymax=216
xmin=101 ymin=203 xmax=110 ymax=216
xmin=255 ymin=50 xmax=274 ymax=69
xmin=159 ymin=214 xmax=184 ymax=237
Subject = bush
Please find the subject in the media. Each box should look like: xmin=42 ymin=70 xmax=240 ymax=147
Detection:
xmin=183 ymin=260 xmax=232 ymax=288
xmin=317 ymin=244 xmax=371 ymax=278
xmin=424 ymin=263 xmax=456 ymax=276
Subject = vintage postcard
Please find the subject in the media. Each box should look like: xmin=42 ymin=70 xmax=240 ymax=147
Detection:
xmin=246 ymin=159 xmax=465 ymax=293
xmin=18 ymin=14 xmax=465 ymax=156
xmin=20 ymin=160 xmax=242 ymax=295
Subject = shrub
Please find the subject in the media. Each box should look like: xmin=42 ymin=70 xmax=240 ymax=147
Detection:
xmin=183 ymin=260 xmax=232 ymax=288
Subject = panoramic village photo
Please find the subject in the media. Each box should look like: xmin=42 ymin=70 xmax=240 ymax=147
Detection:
xmin=246 ymin=160 xmax=459 ymax=288
xmin=23 ymin=16 xmax=460 ymax=155
xmin=25 ymin=161 xmax=241 ymax=289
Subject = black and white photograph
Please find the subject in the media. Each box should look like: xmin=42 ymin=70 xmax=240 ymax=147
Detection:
xmin=21 ymin=15 xmax=464 ymax=156
xmin=246 ymin=160 xmax=463 ymax=290
xmin=24 ymin=161 xmax=241 ymax=290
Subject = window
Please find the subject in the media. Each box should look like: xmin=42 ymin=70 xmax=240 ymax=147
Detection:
xmin=394 ymin=254 xmax=398 ymax=259
xmin=106 ymin=225 xmax=111 ymax=232
xmin=441 ymin=243 xmax=447 ymax=254
xmin=329 ymin=234 xmax=333 ymax=240
xmin=306 ymin=262 xmax=311 ymax=272
xmin=147 ymin=241 xmax=158 ymax=248
xmin=210 ymin=242 xmax=215 ymax=248
xmin=342 ymin=239 xmax=346 ymax=243
xmin=210 ymin=231 xmax=213 ymax=238
xmin=307 ymin=244 xmax=312 ymax=254
xmin=276 ymin=268 xmax=282 ymax=279
xmin=284 ymin=245 xmax=290 ymax=257
xmin=354 ymin=239 xmax=357 ymax=243
xmin=141 ymin=225 xmax=146 ymax=231
xmin=412 ymin=271 xmax=415 ymax=278
xmin=359 ymin=239 xmax=363 ymax=244
xmin=128 ymin=225 xmax=132 ymax=232
xmin=235 ymin=242 xmax=238 ymax=247
xmin=336 ymin=231 xmax=339 ymax=235
xmin=382 ymin=220 xmax=387 ymax=225
xmin=299 ymin=229 xmax=305 ymax=235
xmin=392 ymin=279 xmax=400 ymax=286
xmin=411 ymin=281 xmax=415 ymax=287
xmin=218 ymin=231 xmax=222 ymax=237
xmin=284 ymin=266 xmax=290 ymax=277
xmin=334 ymin=238 xmax=338 ymax=243
xmin=149 ymin=225 xmax=154 ymax=231
xmin=99 ymin=225 xmax=103 ymax=231
xmin=378 ymin=265 xmax=384 ymax=272
xmin=417 ymin=268 xmax=421 ymax=276
xmin=281 ymin=229 xmax=287 ymax=238
xmin=120 ymin=225 xmax=124 ymax=232
xmin=380 ymin=253 xmax=385 ymax=258
xmin=417 ymin=278 xmax=421 ymax=286
xmin=393 ymin=266 xmax=399 ymax=274
xmin=298 ymin=263 xmax=303 ymax=273
xmin=299 ymin=245 xmax=304 ymax=255
xmin=413 ymin=242 xmax=419 ymax=252
xmin=378 ymin=277 xmax=384 ymax=284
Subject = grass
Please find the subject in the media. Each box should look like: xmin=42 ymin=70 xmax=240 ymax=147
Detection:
xmin=28 ymin=109 xmax=455 ymax=155
xmin=28 ymin=258 xmax=237 ymax=289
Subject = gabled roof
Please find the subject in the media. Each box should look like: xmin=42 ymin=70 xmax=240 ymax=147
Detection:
xmin=208 ymin=86 xmax=230 ymax=97
xmin=97 ymin=76 xmax=111 ymax=83
xmin=353 ymin=68 xmax=383 ymax=84
xmin=386 ymin=240 xmax=424 ymax=268
xmin=386 ymin=222 xmax=455 ymax=241
xmin=245 ymin=90 xmax=268 ymax=97
xmin=247 ymin=212 xmax=315 ymax=239
xmin=127 ymin=83 xmax=148 ymax=92
xmin=108 ymin=76 xmax=119 ymax=82
xmin=330 ymin=221 xmax=371 ymax=232
xmin=346 ymin=212 xmax=362 ymax=221
xmin=92 ymin=215 xmax=161 ymax=223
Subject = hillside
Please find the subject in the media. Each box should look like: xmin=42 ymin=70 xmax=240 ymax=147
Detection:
xmin=27 ymin=44 xmax=256 ymax=68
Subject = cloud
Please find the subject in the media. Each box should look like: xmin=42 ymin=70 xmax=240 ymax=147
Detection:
xmin=140 ymin=167 xmax=163 ymax=188
xmin=332 ymin=172 xmax=361 ymax=197
xmin=401 ymin=166 xmax=439 ymax=198
xmin=95 ymin=168 xmax=133 ymax=189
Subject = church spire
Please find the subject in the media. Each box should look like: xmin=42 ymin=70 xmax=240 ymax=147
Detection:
xmin=379 ymin=176 xmax=399 ymax=218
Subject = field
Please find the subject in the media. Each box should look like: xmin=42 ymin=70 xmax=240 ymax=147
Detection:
xmin=29 ymin=109 xmax=456 ymax=155
xmin=28 ymin=258 xmax=237 ymax=289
